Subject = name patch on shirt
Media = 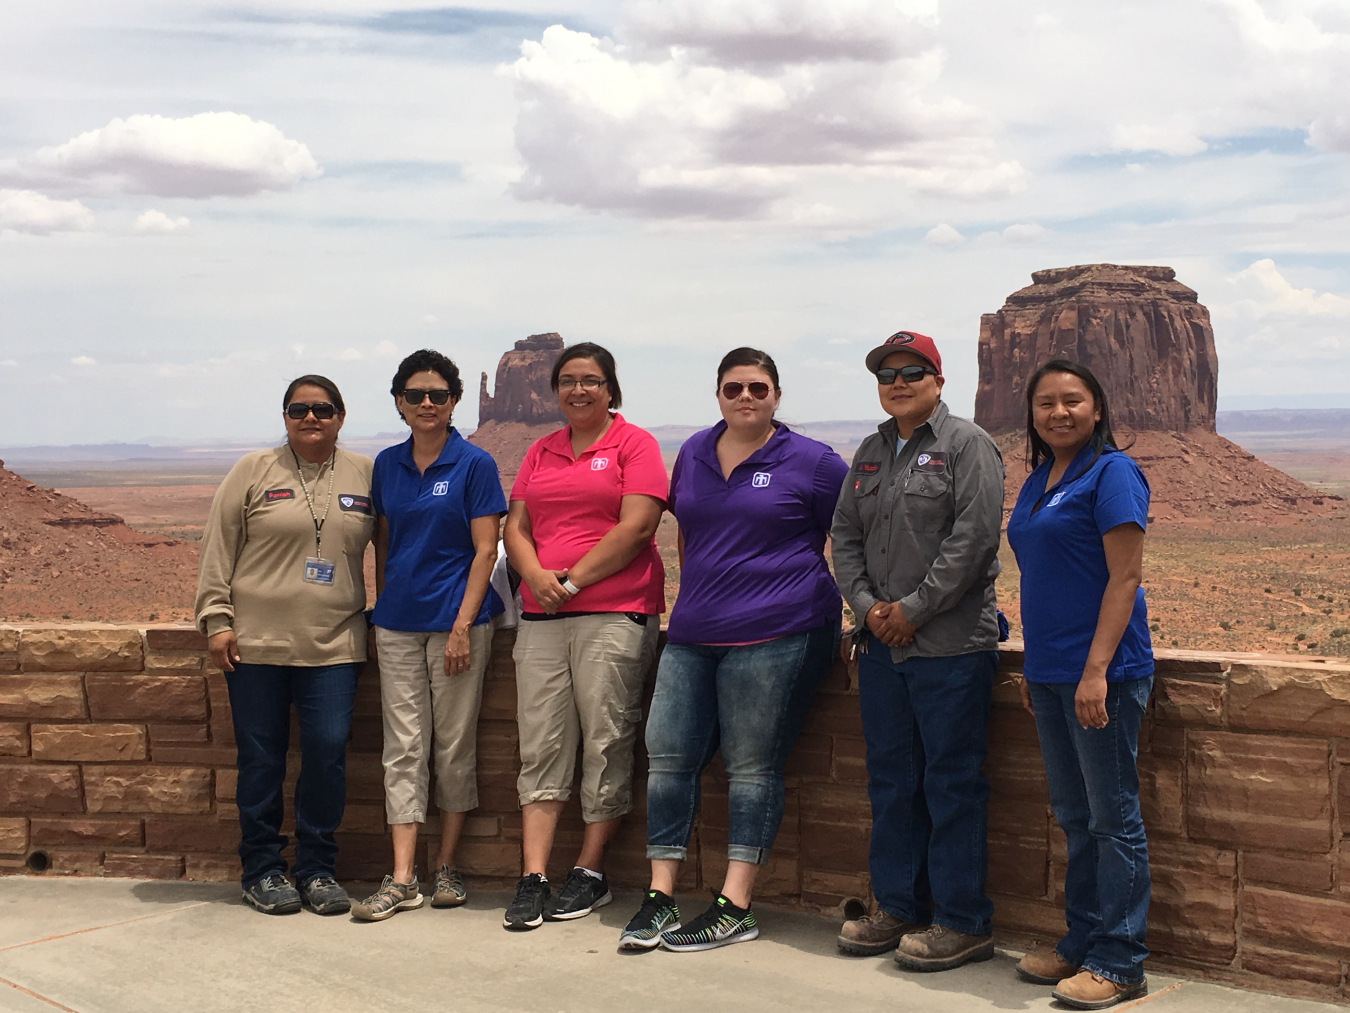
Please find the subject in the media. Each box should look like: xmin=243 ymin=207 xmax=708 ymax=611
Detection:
xmin=264 ymin=488 xmax=295 ymax=502
xmin=912 ymin=452 xmax=947 ymax=473
xmin=591 ymin=457 xmax=610 ymax=471
xmin=855 ymin=461 xmax=880 ymax=474
xmin=338 ymin=494 xmax=372 ymax=514
xmin=752 ymin=472 xmax=771 ymax=488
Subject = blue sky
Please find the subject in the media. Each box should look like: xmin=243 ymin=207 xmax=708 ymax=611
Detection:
xmin=2 ymin=0 xmax=1349 ymax=444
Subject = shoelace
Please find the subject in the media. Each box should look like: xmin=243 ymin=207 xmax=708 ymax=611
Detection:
xmin=259 ymin=874 xmax=290 ymax=892
xmin=558 ymin=869 xmax=592 ymax=901
xmin=308 ymin=875 xmax=336 ymax=891
xmin=514 ymin=876 xmax=545 ymax=903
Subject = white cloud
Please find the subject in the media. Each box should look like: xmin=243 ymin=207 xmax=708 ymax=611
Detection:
xmin=71 ymin=356 xmax=96 ymax=366
xmin=134 ymin=209 xmax=190 ymax=233
xmin=339 ymin=348 xmax=363 ymax=360
xmin=925 ymin=222 xmax=964 ymax=246
xmin=0 ymin=359 xmax=16 ymax=367
xmin=0 ymin=112 xmax=321 ymax=198
xmin=0 ymin=188 xmax=95 ymax=234
xmin=1308 ymin=114 xmax=1350 ymax=152
xmin=1228 ymin=259 xmax=1350 ymax=318
xmin=374 ymin=340 xmax=399 ymax=357
xmin=1002 ymin=222 xmax=1046 ymax=243
xmin=503 ymin=10 xmax=1023 ymax=221
xmin=422 ymin=314 xmax=439 ymax=323
xmin=1110 ymin=121 xmax=1207 ymax=156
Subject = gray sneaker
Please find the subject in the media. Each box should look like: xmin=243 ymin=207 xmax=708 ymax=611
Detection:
xmin=242 ymin=873 xmax=301 ymax=915
xmin=351 ymin=875 xmax=424 ymax=922
xmin=431 ymin=865 xmax=467 ymax=908
xmin=299 ymin=874 xmax=351 ymax=916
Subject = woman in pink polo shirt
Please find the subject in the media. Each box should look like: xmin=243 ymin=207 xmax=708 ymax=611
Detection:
xmin=501 ymin=341 xmax=667 ymax=931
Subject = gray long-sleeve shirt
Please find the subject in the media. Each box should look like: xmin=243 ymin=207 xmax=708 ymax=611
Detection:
xmin=831 ymin=400 xmax=1005 ymax=661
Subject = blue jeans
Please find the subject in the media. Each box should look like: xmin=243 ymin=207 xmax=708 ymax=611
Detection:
xmin=857 ymin=640 xmax=997 ymax=936
xmin=645 ymin=621 xmax=838 ymax=865
xmin=1028 ymin=677 xmax=1152 ymax=986
xmin=225 ymin=662 xmax=360 ymax=888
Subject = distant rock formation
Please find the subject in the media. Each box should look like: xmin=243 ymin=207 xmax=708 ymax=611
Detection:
xmin=478 ymin=333 xmax=566 ymax=428
xmin=975 ymin=264 xmax=1218 ymax=434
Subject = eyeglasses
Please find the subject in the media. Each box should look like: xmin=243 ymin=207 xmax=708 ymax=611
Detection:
xmin=285 ymin=402 xmax=337 ymax=420
xmin=401 ymin=388 xmax=453 ymax=406
xmin=558 ymin=378 xmax=607 ymax=391
xmin=876 ymin=365 xmax=936 ymax=386
xmin=720 ymin=381 xmax=772 ymax=400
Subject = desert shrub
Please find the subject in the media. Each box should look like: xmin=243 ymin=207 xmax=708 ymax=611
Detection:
xmin=1219 ymin=620 xmax=1232 ymax=631
xmin=1332 ymin=628 xmax=1349 ymax=639
xmin=1264 ymin=587 xmax=1272 ymax=593
xmin=1294 ymin=587 xmax=1302 ymax=596
xmin=1171 ymin=639 xmax=1179 ymax=647
xmin=1296 ymin=632 xmax=1307 ymax=641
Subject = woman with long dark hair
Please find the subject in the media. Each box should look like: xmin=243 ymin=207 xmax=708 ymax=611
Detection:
xmin=1005 ymin=359 xmax=1153 ymax=1009
xmin=617 ymin=347 xmax=847 ymax=953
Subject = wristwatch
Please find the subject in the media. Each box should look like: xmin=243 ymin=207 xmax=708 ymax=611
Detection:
xmin=561 ymin=578 xmax=581 ymax=595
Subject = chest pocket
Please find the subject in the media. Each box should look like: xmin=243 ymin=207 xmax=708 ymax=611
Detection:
xmin=340 ymin=509 xmax=376 ymax=558
xmin=902 ymin=469 xmax=952 ymax=531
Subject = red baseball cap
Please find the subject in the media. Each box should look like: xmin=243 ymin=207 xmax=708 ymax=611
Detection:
xmin=864 ymin=331 xmax=942 ymax=376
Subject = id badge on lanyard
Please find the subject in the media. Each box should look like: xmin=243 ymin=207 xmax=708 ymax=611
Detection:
xmin=294 ymin=448 xmax=338 ymax=587
xmin=303 ymin=556 xmax=336 ymax=585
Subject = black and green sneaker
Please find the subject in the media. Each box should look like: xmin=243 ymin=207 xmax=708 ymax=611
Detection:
xmin=618 ymin=890 xmax=681 ymax=951
xmin=659 ymin=893 xmax=758 ymax=952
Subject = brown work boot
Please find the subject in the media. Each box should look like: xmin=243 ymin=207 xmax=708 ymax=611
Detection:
xmin=1052 ymin=970 xmax=1147 ymax=1009
xmin=837 ymin=909 xmax=923 ymax=956
xmin=1015 ymin=944 xmax=1078 ymax=984
xmin=892 ymin=923 xmax=995 ymax=972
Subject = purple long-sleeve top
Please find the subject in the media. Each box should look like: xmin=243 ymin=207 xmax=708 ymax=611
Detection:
xmin=666 ymin=421 xmax=850 ymax=645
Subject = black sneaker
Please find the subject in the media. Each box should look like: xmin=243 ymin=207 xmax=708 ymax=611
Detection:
xmin=242 ymin=873 xmax=301 ymax=915
xmin=544 ymin=868 xmax=613 ymax=921
xmin=618 ymin=890 xmax=681 ymax=951
xmin=299 ymin=874 xmax=351 ymax=916
xmin=660 ymin=893 xmax=758 ymax=952
xmin=503 ymin=873 xmax=550 ymax=931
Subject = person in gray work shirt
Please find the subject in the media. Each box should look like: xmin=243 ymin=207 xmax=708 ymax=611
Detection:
xmin=831 ymin=330 xmax=1005 ymax=973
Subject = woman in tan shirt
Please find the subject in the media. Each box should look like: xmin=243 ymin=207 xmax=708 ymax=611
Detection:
xmin=195 ymin=374 xmax=374 ymax=917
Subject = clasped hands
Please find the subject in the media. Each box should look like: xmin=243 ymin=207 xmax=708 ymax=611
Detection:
xmin=865 ymin=600 xmax=917 ymax=648
xmin=525 ymin=567 xmax=575 ymax=615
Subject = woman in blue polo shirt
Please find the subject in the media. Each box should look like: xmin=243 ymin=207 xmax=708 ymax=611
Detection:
xmin=617 ymin=347 xmax=848 ymax=953
xmin=351 ymin=349 xmax=507 ymax=922
xmin=1005 ymin=360 xmax=1153 ymax=1010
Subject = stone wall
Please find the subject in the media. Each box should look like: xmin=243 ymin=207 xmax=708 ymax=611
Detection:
xmin=1 ymin=625 xmax=1348 ymax=1003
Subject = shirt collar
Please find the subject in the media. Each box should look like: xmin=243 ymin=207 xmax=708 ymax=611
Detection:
xmin=395 ymin=427 xmax=467 ymax=473
xmin=693 ymin=419 xmax=790 ymax=472
xmin=877 ymin=400 xmax=947 ymax=440
xmin=540 ymin=412 xmax=629 ymax=461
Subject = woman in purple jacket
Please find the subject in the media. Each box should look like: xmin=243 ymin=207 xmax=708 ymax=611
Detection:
xmin=618 ymin=347 xmax=848 ymax=953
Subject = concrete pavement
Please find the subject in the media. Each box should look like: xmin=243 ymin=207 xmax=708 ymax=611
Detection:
xmin=0 ymin=878 xmax=1339 ymax=1013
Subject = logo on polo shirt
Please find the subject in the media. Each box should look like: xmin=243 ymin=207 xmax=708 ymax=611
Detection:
xmin=917 ymin=453 xmax=931 ymax=466
xmin=752 ymin=472 xmax=771 ymax=488
xmin=338 ymin=494 xmax=372 ymax=514
xmin=912 ymin=452 xmax=947 ymax=473
xmin=1048 ymin=491 xmax=1066 ymax=507
xmin=591 ymin=457 xmax=610 ymax=471
xmin=432 ymin=481 xmax=449 ymax=496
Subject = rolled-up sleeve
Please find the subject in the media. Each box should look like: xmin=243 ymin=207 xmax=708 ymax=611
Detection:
xmin=831 ymin=469 xmax=879 ymax=622
xmin=897 ymin=434 xmax=1004 ymax=629
xmin=194 ymin=463 xmax=249 ymax=637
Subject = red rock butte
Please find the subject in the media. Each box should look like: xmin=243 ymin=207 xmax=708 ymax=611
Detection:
xmin=975 ymin=264 xmax=1218 ymax=435
xmin=470 ymin=332 xmax=568 ymax=490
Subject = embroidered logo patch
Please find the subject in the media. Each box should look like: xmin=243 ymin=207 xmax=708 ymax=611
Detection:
xmin=264 ymin=488 xmax=295 ymax=502
xmin=912 ymin=452 xmax=947 ymax=473
xmin=591 ymin=457 xmax=610 ymax=471
xmin=1048 ymin=491 xmax=1066 ymax=507
xmin=885 ymin=331 xmax=917 ymax=347
xmin=752 ymin=472 xmax=771 ymax=488
xmin=338 ymin=494 xmax=371 ymax=513
xmin=856 ymin=461 xmax=880 ymax=474
xmin=432 ymin=481 xmax=449 ymax=496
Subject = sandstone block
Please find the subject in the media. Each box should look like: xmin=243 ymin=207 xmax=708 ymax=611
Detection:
xmin=1187 ymin=731 xmax=1331 ymax=852
xmin=801 ymin=818 xmax=870 ymax=873
xmin=0 ymin=721 xmax=28 ymax=756
xmin=800 ymin=783 xmax=871 ymax=826
xmin=102 ymin=852 xmax=184 ymax=879
xmin=989 ymin=892 xmax=1068 ymax=938
xmin=1138 ymin=756 xmax=1184 ymax=838
xmin=461 ymin=816 xmax=500 ymax=838
xmin=1147 ymin=724 xmax=1185 ymax=760
xmin=985 ymin=749 xmax=1050 ymax=804
xmin=48 ymin=849 xmax=104 ymax=875
xmin=1148 ymin=840 xmax=1237 ymax=964
xmin=184 ymin=853 xmax=241 ymax=882
xmin=144 ymin=654 xmax=204 ymax=673
xmin=1243 ymin=851 xmax=1333 ymax=893
xmin=31 ymin=724 xmax=146 ymax=762
xmin=455 ymin=839 xmax=522 ymax=878
xmin=782 ymin=732 xmax=831 ymax=778
xmin=988 ymin=797 xmax=1050 ymax=839
xmin=149 ymin=744 xmax=236 ymax=765
xmin=830 ymin=737 xmax=868 ymax=782
xmin=801 ymin=869 xmax=871 ymax=909
xmin=0 ymin=764 xmax=82 ymax=813
xmin=144 ymin=817 xmax=240 ymax=852
xmin=1241 ymin=943 xmax=1342 ymax=986
xmin=990 ymin=673 xmax=1025 ymax=709
xmin=336 ymin=803 xmax=385 ymax=835
xmin=145 ymin=628 xmax=209 ymax=651
xmin=1155 ymin=677 xmax=1223 ymax=726
xmin=0 ymin=676 xmax=87 ymax=719
xmin=799 ymin=693 xmax=864 ymax=737
xmin=86 ymin=674 xmax=206 ymax=721
xmin=215 ymin=768 xmax=237 ymax=801
xmin=0 ymin=816 xmax=27 ymax=855
xmin=30 ymin=817 xmax=143 ymax=847
xmin=148 ymin=723 xmax=209 ymax=744
xmin=1229 ymin=664 xmax=1350 ymax=736
xmin=987 ymin=832 xmax=1048 ymax=899
xmin=21 ymin=628 xmax=143 ymax=672
xmin=0 ymin=629 xmax=18 ymax=653
xmin=1342 ymin=774 xmax=1350 ymax=839
xmin=84 ymin=765 xmax=212 ymax=815
xmin=1242 ymin=885 xmax=1350 ymax=959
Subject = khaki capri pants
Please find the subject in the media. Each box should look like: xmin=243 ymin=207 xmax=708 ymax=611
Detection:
xmin=375 ymin=624 xmax=491 ymax=824
xmin=513 ymin=613 xmax=659 ymax=823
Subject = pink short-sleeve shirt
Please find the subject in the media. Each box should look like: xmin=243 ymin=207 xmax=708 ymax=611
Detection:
xmin=511 ymin=413 xmax=668 ymax=615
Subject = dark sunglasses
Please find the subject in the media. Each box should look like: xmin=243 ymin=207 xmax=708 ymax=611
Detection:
xmin=285 ymin=401 xmax=337 ymax=420
xmin=401 ymin=388 xmax=453 ymax=406
xmin=720 ymin=381 xmax=772 ymax=400
xmin=876 ymin=365 xmax=936 ymax=385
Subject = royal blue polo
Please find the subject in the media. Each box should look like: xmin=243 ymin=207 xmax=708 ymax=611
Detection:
xmin=371 ymin=428 xmax=508 ymax=632
xmin=1006 ymin=442 xmax=1154 ymax=683
xmin=667 ymin=421 xmax=849 ymax=645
